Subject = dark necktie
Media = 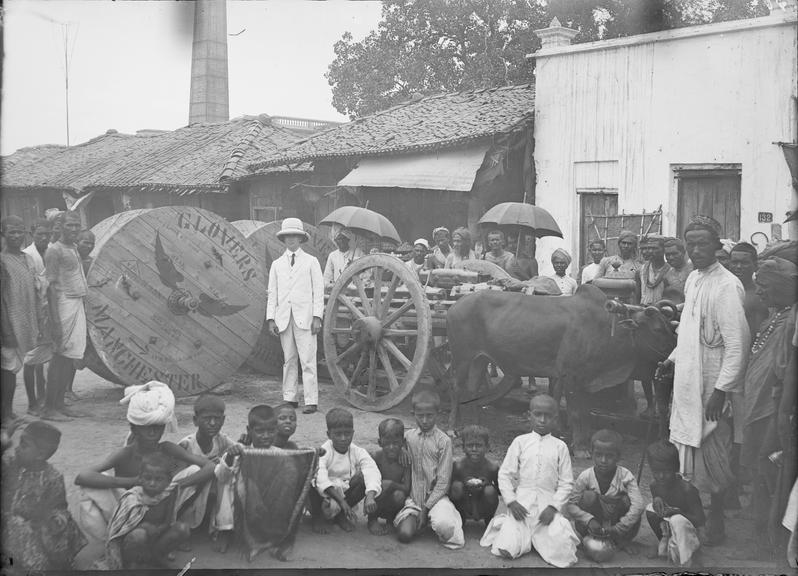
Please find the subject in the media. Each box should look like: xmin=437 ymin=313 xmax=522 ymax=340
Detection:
xmin=291 ymin=253 xmax=295 ymax=267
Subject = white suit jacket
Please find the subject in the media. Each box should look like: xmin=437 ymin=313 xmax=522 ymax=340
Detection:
xmin=266 ymin=247 xmax=324 ymax=332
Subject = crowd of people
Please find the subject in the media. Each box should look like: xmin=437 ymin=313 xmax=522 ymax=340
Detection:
xmin=1 ymin=209 xmax=796 ymax=570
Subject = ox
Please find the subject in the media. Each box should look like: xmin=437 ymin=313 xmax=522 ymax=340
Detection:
xmin=447 ymin=284 xmax=676 ymax=456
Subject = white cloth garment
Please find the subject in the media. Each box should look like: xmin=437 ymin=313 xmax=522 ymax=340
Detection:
xmin=53 ymin=293 xmax=86 ymax=359
xmin=22 ymin=243 xmax=52 ymax=365
xmin=279 ymin=315 xmax=318 ymax=405
xmin=668 ymin=263 xmax=749 ymax=450
xmin=314 ymin=439 xmax=382 ymax=496
xmin=480 ymin=432 xmax=578 ymax=567
xmin=580 ymin=262 xmax=601 ymax=284
xmin=645 ymin=503 xmax=700 ymax=566
xmin=323 ymin=247 xmax=364 ymax=286
xmin=267 ymin=248 xmax=324 ymax=333
xmin=393 ymin=496 xmax=465 ymax=549
xmin=549 ymin=274 xmax=577 ymax=296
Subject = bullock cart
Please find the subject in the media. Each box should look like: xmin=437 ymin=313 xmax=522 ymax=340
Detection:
xmin=322 ymin=253 xmax=522 ymax=412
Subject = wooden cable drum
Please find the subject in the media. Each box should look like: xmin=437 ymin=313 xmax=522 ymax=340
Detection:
xmin=232 ymin=219 xmax=335 ymax=375
xmin=84 ymin=207 xmax=266 ymax=396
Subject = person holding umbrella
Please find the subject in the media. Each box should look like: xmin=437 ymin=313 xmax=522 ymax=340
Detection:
xmin=323 ymin=226 xmax=364 ymax=288
xmin=267 ymin=218 xmax=324 ymax=415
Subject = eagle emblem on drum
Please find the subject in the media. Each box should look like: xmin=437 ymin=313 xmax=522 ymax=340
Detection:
xmin=155 ymin=232 xmax=248 ymax=317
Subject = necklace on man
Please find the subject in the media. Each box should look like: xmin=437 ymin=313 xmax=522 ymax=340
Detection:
xmin=644 ymin=261 xmax=670 ymax=289
xmin=751 ymin=306 xmax=791 ymax=354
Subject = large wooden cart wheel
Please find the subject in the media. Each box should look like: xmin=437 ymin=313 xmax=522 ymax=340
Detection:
xmin=324 ymin=254 xmax=431 ymax=411
xmin=84 ymin=207 xmax=266 ymax=396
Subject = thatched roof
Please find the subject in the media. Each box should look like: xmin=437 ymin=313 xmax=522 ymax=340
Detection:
xmin=1 ymin=115 xmax=306 ymax=195
xmin=248 ymin=84 xmax=535 ymax=172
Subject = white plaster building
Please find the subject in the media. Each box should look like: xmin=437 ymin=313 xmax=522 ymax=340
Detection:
xmin=531 ymin=4 xmax=797 ymax=275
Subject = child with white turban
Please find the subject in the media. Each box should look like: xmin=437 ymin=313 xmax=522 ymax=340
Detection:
xmin=75 ymin=381 xmax=215 ymax=543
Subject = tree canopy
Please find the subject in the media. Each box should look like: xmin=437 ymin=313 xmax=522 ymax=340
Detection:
xmin=326 ymin=0 xmax=768 ymax=119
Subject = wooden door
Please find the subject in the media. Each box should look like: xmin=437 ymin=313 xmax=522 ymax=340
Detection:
xmin=677 ymin=172 xmax=741 ymax=240
xmin=580 ymin=193 xmax=618 ymax=265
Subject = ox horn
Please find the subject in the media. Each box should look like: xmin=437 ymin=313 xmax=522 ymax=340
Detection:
xmin=654 ymin=299 xmax=679 ymax=320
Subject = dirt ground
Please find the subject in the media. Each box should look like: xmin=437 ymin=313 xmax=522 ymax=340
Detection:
xmin=6 ymin=368 xmax=781 ymax=571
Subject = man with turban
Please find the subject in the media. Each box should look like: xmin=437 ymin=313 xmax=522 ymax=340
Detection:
xmin=548 ymin=248 xmax=577 ymax=296
xmin=427 ymin=227 xmax=452 ymax=270
xmin=740 ymin=257 xmax=798 ymax=554
xmin=75 ymin=382 xmax=215 ymax=542
xmin=594 ymin=230 xmax=642 ymax=303
xmin=323 ymin=226 xmax=364 ymax=287
xmin=656 ymin=215 xmax=749 ymax=546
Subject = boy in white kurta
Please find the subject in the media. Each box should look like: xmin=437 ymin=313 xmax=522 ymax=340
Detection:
xmin=480 ymin=395 xmax=578 ymax=567
xmin=310 ymin=408 xmax=381 ymax=533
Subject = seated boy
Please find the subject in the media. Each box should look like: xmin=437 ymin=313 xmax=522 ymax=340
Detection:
xmin=645 ymin=441 xmax=704 ymax=567
xmin=480 ymin=394 xmax=579 ymax=567
xmin=3 ymin=421 xmax=87 ymax=571
xmin=449 ymin=424 xmax=499 ymax=526
xmin=310 ymin=408 xmax=381 ymax=533
xmin=368 ymin=418 xmax=411 ymax=535
xmin=566 ymin=429 xmax=644 ymax=553
xmin=75 ymin=382 xmax=215 ymax=541
xmin=394 ymin=388 xmax=464 ymax=549
xmin=216 ymin=405 xmax=317 ymax=561
xmin=103 ymin=452 xmax=189 ymax=568
xmin=177 ymin=394 xmax=236 ymax=549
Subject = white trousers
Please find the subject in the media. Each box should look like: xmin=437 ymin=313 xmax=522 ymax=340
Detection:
xmin=280 ymin=314 xmax=318 ymax=406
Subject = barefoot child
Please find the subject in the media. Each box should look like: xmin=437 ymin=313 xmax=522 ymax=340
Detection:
xmin=75 ymin=382 xmax=215 ymax=541
xmin=2 ymin=421 xmax=87 ymax=570
xmin=368 ymin=418 xmax=411 ymax=535
xmin=449 ymin=424 xmax=499 ymax=526
xmin=103 ymin=452 xmax=189 ymax=568
xmin=310 ymin=408 xmax=381 ymax=533
xmin=566 ymin=429 xmax=644 ymax=553
xmin=177 ymin=394 xmax=236 ymax=546
xmin=645 ymin=441 xmax=704 ymax=567
xmin=394 ymin=388 xmax=464 ymax=549
xmin=480 ymin=394 xmax=579 ymax=567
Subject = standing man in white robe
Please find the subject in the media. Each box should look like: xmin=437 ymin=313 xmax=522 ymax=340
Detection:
xmin=656 ymin=215 xmax=749 ymax=546
xmin=323 ymin=227 xmax=363 ymax=288
xmin=267 ymin=219 xmax=324 ymax=414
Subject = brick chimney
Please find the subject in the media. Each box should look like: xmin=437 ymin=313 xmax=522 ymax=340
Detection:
xmin=189 ymin=0 xmax=229 ymax=124
xmin=534 ymin=17 xmax=579 ymax=50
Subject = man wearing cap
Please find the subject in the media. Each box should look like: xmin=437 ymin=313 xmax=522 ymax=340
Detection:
xmin=267 ymin=218 xmax=324 ymax=414
xmin=406 ymin=239 xmax=429 ymax=278
xmin=656 ymin=215 xmax=749 ymax=545
xmin=640 ymin=235 xmax=671 ymax=306
xmin=323 ymin=227 xmax=364 ymax=288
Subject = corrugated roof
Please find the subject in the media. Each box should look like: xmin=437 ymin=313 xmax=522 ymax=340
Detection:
xmin=248 ymin=84 xmax=536 ymax=171
xmin=1 ymin=116 xmax=306 ymax=195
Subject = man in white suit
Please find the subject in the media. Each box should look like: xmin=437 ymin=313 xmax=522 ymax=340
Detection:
xmin=267 ymin=218 xmax=325 ymax=414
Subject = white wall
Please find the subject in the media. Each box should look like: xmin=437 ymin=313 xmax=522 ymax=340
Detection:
xmin=533 ymin=13 xmax=797 ymax=276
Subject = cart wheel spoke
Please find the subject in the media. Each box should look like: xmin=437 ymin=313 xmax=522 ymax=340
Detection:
xmin=330 ymin=327 xmax=353 ymax=334
xmin=380 ymin=274 xmax=401 ymax=321
xmin=383 ymin=338 xmax=413 ymax=370
xmin=350 ymin=349 xmax=368 ymax=384
xmin=383 ymin=328 xmax=417 ymax=338
xmin=372 ymin=267 xmax=383 ymax=317
xmin=377 ymin=344 xmax=399 ymax=391
xmin=352 ymin=273 xmax=373 ymax=316
xmin=335 ymin=340 xmax=365 ymax=364
xmin=367 ymin=346 xmax=377 ymax=401
xmin=382 ymin=300 xmax=414 ymax=329
xmin=337 ymin=293 xmax=366 ymax=321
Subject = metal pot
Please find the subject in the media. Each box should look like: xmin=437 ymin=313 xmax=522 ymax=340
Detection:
xmin=582 ymin=533 xmax=616 ymax=563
